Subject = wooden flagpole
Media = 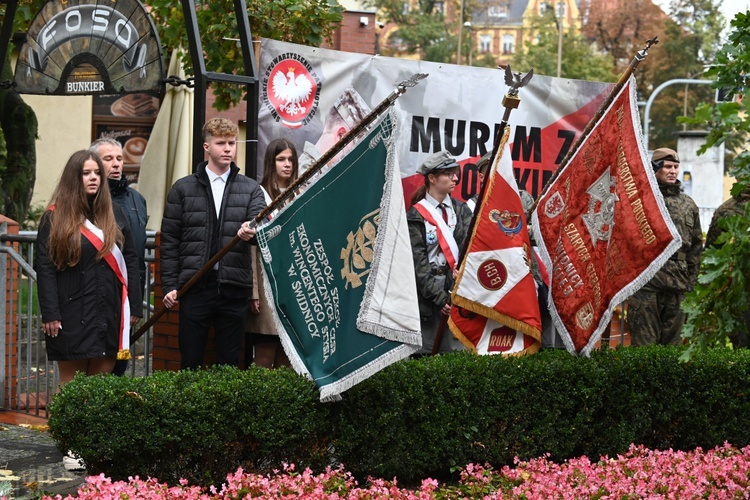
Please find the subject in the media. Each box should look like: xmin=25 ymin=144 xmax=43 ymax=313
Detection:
xmin=528 ymin=36 xmax=659 ymax=214
xmin=131 ymin=73 xmax=428 ymax=345
xmin=432 ymin=67 xmax=531 ymax=354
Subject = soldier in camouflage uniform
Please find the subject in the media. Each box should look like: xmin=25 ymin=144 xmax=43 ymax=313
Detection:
xmin=407 ymin=151 xmax=473 ymax=354
xmin=628 ymin=148 xmax=703 ymax=346
xmin=704 ymin=184 xmax=750 ymax=347
xmin=705 ymin=185 xmax=750 ymax=248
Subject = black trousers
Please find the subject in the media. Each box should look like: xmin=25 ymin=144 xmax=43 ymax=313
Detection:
xmin=178 ymin=279 xmax=248 ymax=370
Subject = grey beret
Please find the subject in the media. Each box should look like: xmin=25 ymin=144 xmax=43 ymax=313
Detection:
xmin=417 ymin=150 xmax=459 ymax=175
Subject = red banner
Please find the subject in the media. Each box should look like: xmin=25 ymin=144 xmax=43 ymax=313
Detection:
xmin=449 ymin=127 xmax=542 ymax=356
xmin=532 ymin=77 xmax=680 ymax=355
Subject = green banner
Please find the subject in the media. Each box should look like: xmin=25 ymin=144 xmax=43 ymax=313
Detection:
xmin=258 ymin=114 xmax=420 ymax=401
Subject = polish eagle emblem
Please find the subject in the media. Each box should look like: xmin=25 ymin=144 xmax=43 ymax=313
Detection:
xmin=272 ymin=67 xmax=314 ymax=117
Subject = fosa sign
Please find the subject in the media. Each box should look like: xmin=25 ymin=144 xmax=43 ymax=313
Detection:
xmin=14 ymin=0 xmax=164 ymax=95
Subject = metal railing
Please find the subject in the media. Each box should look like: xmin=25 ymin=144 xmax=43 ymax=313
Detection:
xmin=1 ymin=224 xmax=157 ymax=417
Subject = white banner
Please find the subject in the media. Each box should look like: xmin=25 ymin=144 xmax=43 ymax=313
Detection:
xmin=258 ymin=39 xmax=613 ymax=202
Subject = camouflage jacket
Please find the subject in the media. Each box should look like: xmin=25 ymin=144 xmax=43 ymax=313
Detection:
xmin=704 ymin=189 xmax=750 ymax=248
xmin=407 ymin=197 xmax=473 ymax=318
xmin=644 ymin=180 xmax=703 ymax=293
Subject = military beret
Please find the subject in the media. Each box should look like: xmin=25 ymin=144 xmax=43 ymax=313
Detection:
xmin=417 ymin=150 xmax=459 ymax=175
xmin=652 ymin=148 xmax=679 ymax=170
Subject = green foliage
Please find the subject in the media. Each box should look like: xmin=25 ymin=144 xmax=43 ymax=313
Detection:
xmin=0 ymin=48 xmax=38 ymax=223
xmin=580 ymin=0 xmax=723 ymax=150
xmin=2 ymin=0 xmax=343 ymax=112
xmin=646 ymin=16 xmax=716 ymax=151
xmin=364 ymin=0 xmax=456 ymax=62
xmin=47 ymin=349 xmax=750 ymax=486
xmin=331 ymin=348 xmax=750 ymax=483
xmin=48 ymin=366 xmax=332 ymax=486
xmin=679 ymin=12 xmax=750 ymax=359
xmin=146 ymin=0 xmax=343 ymax=110
xmin=511 ymin=13 xmax=615 ymax=82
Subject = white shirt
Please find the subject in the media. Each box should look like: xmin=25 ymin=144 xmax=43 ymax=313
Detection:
xmin=423 ymin=193 xmax=456 ymax=267
xmin=206 ymin=167 xmax=230 ymax=219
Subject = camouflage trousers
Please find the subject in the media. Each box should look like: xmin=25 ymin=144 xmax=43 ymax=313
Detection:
xmin=627 ymin=289 xmax=685 ymax=346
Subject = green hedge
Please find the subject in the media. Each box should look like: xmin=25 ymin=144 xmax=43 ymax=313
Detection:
xmin=48 ymin=346 xmax=750 ymax=486
xmin=48 ymin=366 xmax=332 ymax=485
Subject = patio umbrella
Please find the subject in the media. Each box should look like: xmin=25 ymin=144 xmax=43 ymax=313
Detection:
xmin=138 ymin=48 xmax=194 ymax=230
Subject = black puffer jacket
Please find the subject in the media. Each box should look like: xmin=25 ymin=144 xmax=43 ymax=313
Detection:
xmin=160 ymin=162 xmax=266 ymax=296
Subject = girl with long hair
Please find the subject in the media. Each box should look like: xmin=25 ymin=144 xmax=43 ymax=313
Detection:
xmin=35 ymin=150 xmax=142 ymax=387
xmin=245 ymin=139 xmax=299 ymax=368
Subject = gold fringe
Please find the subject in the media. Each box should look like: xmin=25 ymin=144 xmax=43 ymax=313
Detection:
xmin=453 ymin=295 xmax=542 ymax=341
xmin=117 ymin=349 xmax=132 ymax=361
xmin=448 ymin=316 xmax=541 ymax=357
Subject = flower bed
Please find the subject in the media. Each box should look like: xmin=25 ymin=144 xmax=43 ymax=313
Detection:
xmin=32 ymin=443 xmax=750 ymax=499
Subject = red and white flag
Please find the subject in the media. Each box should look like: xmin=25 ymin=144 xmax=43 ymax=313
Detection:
xmin=531 ymin=76 xmax=681 ymax=355
xmin=449 ymin=126 xmax=542 ymax=356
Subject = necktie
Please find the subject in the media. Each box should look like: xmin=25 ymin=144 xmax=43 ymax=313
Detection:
xmin=439 ymin=203 xmax=448 ymax=224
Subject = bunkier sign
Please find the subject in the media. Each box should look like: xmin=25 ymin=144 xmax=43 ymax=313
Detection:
xmin=14 ymin=0 xmax=164 ymax=95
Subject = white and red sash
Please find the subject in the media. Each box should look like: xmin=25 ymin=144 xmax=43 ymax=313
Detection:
xmin=80 ymin=219 xmax=131 ymax=359
xmin=413 ymin=199 xmax=459 ymax=270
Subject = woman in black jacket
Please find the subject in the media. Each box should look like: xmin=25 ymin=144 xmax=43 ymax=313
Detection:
xmin=35 ymin=150 xmax=142 ymax=388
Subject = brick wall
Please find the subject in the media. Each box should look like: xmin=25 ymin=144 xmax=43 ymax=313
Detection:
xmin=324 ymin=11 xmax=377 ymax=55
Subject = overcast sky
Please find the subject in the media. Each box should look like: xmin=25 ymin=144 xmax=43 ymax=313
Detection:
xmin=653 ymin=0 xmax=749 ymax=38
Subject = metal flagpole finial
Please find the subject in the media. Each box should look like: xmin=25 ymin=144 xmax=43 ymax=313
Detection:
xmin=636 ymin=36 xmax=659 ymax=62
xmin=500 ymin=65 xmax=533 ymax=121
xmin=504 ymin=65 xmax=533 ymax=98
xmin=396 ymin=73 xmax=429 ymax=94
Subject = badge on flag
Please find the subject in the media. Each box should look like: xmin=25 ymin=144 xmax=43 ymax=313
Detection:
xmin=449 ymin=125 xmax=542 ymax=356
xmin=257 ymin=112 xmax=422 ymax=401
xmin=532 ymin=76 xmax=681 ymax=355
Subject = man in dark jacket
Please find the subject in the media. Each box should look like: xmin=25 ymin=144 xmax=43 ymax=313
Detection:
xmin=90 ymin=137 xmax=149 ymax=375
xmin=160 ymin=118 xmax=266 ymax=369
xmin=90 ymin=138 xmax=148 ymax=285
xmin=628 ymin=147 xmax=703 ymax=346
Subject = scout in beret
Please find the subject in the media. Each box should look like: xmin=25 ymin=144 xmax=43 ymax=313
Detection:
xmin=406 ymin=150 xmax=472 ymax=355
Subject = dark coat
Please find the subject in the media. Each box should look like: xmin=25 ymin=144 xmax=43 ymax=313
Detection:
xmin=159 ymin=162 xmax=266 ymax=297
xmin=35 ymin=204 xmax=143 ymax=361
xmin=109 ymin=178 xmax=148 ymax=284
xmin=407 ymin=196 xmax=473 ymax=318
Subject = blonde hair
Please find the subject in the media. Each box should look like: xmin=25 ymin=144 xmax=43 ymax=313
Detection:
xmin=202 ymin=118 xmax=239 ymax=141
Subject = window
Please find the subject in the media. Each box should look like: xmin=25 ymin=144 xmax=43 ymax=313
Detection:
xmin=480 ymin=34 xmax=492 ymax=53
xmin=434 ymin=1 xmax=444 ymax=13
xmin=402 ymin=2 xmax=410 ymax=14
xmin=502 ymin=34 xmax=514 ymax=54
xmin=539 ymin=1 xmax=550 ymax=14
xmin=488 ymin=5 xmax=508 ymax=17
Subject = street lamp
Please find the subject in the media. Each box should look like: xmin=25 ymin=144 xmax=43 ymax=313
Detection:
xmin=457 ymin=0 xmax=465 ymax=64
xmin=464 ymin=21 xmax=473 ymax=66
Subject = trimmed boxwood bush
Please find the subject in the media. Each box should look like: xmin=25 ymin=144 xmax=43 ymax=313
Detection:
xmin=47 ymin=365 xmax=331 ymax=485
xmin=47 ymin=346 xmax=750 ymax=487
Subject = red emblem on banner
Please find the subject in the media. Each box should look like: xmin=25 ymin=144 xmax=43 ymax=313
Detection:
xmin=477 ymin=259 xmax=508 ymax=291
xmin=263 ymin=53 xmax=320 ymax=129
